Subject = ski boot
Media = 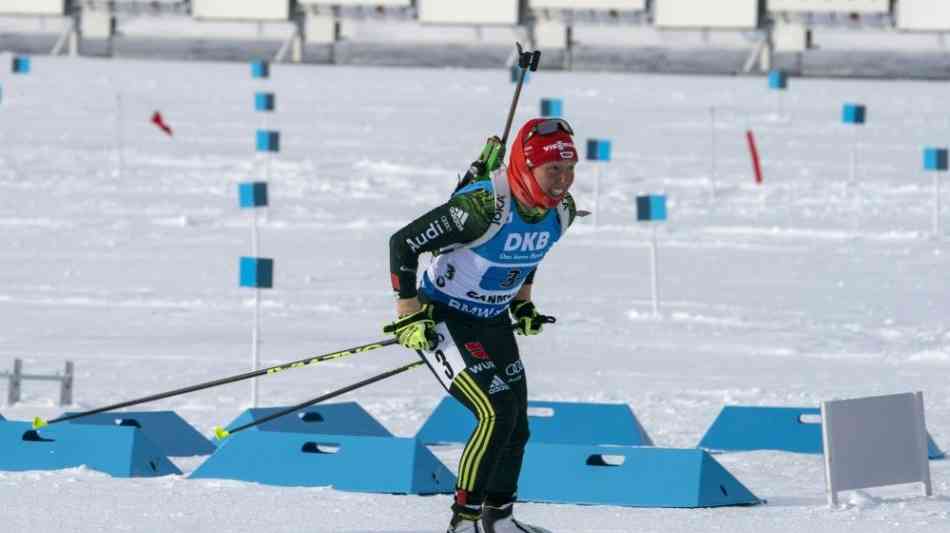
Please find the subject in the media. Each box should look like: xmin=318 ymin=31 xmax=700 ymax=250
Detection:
xmin=481 ymin=502 xmax=551 ymax=533
xmin=447 ymin=504 xmax=482 ymax=533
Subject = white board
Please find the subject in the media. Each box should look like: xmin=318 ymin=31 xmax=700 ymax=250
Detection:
xmin=767 ymin=0 xmax=890 ymax=14
xmin=192 ymin=0 xmax=291 ymax=21
xmin=821 ymin=392 xmax=932 ymax=507
xmin=654 ymin=0 xmax=760 ymax=29
xmin=897 ymin=0 xmax=950 ymax=31
xmin=81 ymin=11 xmax=114 ymax=39
xmin=530 ymin=0 xmax=646 ymax=9
xmin=297 ymin=0 xmax=411 ymax=5
xmin=0 ymin=0 xmax=65 ymax=16
xmin=418 ymin=0 xmax=520 ymax=25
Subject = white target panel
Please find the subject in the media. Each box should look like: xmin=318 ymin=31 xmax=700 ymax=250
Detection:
xmin=418 ymin=0 xmax=520 ymax=25
xmin=0 ymin=0 xmax=66 ymax=16
xmin=897 ymin=0 xmax=950 ymax=31
xmin=192 ymin=0 xmax=291 ymax=21
xmin=654 ymin=0 xmax=761 ymax=29
xmin=767 ymin=0 xmax=890 ymax=14
xmin=530 ymin=0 xmax=646 ymax=10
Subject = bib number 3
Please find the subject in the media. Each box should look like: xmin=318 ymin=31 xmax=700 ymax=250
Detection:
xmin=419 ymin=323 xmax=467 ymax=391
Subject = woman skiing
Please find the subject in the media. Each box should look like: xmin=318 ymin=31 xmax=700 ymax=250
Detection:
xmin=385 ymin=118 xmax=579 ymax=533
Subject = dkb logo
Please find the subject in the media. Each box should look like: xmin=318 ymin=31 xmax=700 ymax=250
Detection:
xmin=504 ymin=232 xmax=550 ymax=252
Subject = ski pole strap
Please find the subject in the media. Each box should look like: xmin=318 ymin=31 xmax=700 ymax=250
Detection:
xmin=214 ymin=360 xmax=424 ymax=440
xmin=32 ymin=337 xmax=399 ymax=430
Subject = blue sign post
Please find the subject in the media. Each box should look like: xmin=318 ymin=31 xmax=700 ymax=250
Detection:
xmin=924 ymin=147 xmax=948 ymax=237
xmin=636 ymin=194 xmax=667 ymax=317
xmin=768 ymin=70 xmax=787 ymax=117
xmin=586 ymin=139 xmax=612 ymax=227
xmin=842 ymin=103 xmax=866 ymax=183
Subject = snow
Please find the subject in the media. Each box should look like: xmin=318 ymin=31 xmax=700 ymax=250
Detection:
xmin=0 ymin=55 xmax=949 ymax=532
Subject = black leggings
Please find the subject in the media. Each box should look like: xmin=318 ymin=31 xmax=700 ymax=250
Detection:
xmin=437 ymin=307 xmax=529 ymax=507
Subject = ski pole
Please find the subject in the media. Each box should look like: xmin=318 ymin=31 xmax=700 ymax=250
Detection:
xmin=32 ymin=337 xmax=398 ymax=429
xmin=213 ymin=319 xmax=557 ymax=440
xmin=501 ymin=42 xmax=542 ymax=146
xmin=213 ymin=360 xmax=424 ymax=440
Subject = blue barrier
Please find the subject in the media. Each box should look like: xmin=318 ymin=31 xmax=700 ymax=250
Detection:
xmin=63 ymin=411 xmax=214 ymax=457
xmin=224 ymin=402 xmax=392 ymax=437
xmin=0 ymin=413 xmax=4 ymax=420
xmin=636 ymin=195 xmax=667 ymax=222
xmin=11 ymin=56 xmax=30 ymax=74
xmin=251 ymin=60 xmax=269 ymax=79
xmin=239 ymin=257 xmax=274 ymax=288
xmin=255 ymin=92 xmax=275 ymax=112
xmin=0 ymin=420 xmax=180 ymax=477
xmin=518 ymin=444 xmax=760 ymax=508
xmin=238 ymin=182 xmax=268 ymax=208
xmin=699 ymin=405 xmax=945 ymax=459
xmin=768 ymin=70 xmax=787 ymax=90
xmin=255 ymin=130 xmax=280 ymax=152
xmin=416 ymin=397 xmax=652 ymax=446
xmin=540 ymin=98 xmax=562 ymax=118
xmin=842 ymin=103 xmax=866 ymax=124
xmin=924 ymin=148 xmax=948 ymax=171
xmin=586 ymin=139 xmax=611 ymax=161
xmin=191 ymin=433 xmax=454 ymax=494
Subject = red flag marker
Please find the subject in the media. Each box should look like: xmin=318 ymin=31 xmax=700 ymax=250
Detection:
xmin=150 ymin=111 xmax=173 ymax=137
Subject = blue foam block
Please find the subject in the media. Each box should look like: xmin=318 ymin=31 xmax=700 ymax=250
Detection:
xmin=0 ymin=420 xmax=180 ymax=477
xmin=416 ymin=397 xmax=652 ymax=446
xmin=842 ymin=103 xmax=866 ymax=124
xmin=518 ymin=444 xmax=760 ymax=508
xmin=255 ymin=92 xmax=275 ymax=112
xmin=191 ymin=433 xmax=454 ymax=493
xmin=924 ymin=148 xmax=948 ymax=171
xmin=768 ymin=70 xmax=787 ymax=90
xmin=0 ymin=413 xmax=5 ymax=420
xmin=540 ymin=98 xmax=562 ymax=118
xmin=240 ymin=257 xmax=274 ymax=288
xmin=699 ymin=405 xmax=945 ymax=460
xmin=224 ymin=402 xmax=392 ymax=437
xmin=238 ymin=182 xmax=268 ymax=208
xmin=251 ymin=60 xmax=269 ymax=79
xmin=636 ymin=194 xmax=667 ymax=222
xmin=63 ymin=411 xmax=215 ymax=457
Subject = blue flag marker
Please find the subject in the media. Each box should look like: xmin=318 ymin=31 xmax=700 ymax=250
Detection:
xmin=924 ymin=148 xmax=948 ymax=171
xmin=240 ymin=257 xmax=274 ymax=289
xmin=636 ymin=195 xmax=667 ymax=222
xmin=256 ymin=130 xmax=280 ymax=153
xmin=239 ymin=182 xmax=269 ymax=208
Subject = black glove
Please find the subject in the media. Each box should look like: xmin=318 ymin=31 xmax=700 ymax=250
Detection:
xmin=510 ymin=300 xmax=555 ymax=336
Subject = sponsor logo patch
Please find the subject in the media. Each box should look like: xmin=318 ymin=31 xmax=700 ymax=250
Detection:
xmin=468 ymin=361 xmax=496 ymax=375
xmin=450 ymin=206 xmax=469 ymax=231
xmin=464 ymin=342 xmax=489 ymax=360
xmin=488 ymin=375 xmax=510 ymax=394
xmin=506 ymin=360 xmax=524 ymax=377
xmin=503 ymin=232 xmax=551 ymax=252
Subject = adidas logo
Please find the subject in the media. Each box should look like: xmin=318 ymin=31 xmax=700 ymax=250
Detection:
xmin=488 ymin=375 xmax=510 ymax=395
xmin=450 ymin=206 xmax=469 ymax=231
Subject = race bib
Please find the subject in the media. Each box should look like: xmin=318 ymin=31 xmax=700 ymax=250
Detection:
xmin=418 ymin=323 xmax=467 ymax=391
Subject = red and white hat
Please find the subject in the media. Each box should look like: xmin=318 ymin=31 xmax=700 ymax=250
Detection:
xmin=507 ymin=118 xmax=577 ymax=209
